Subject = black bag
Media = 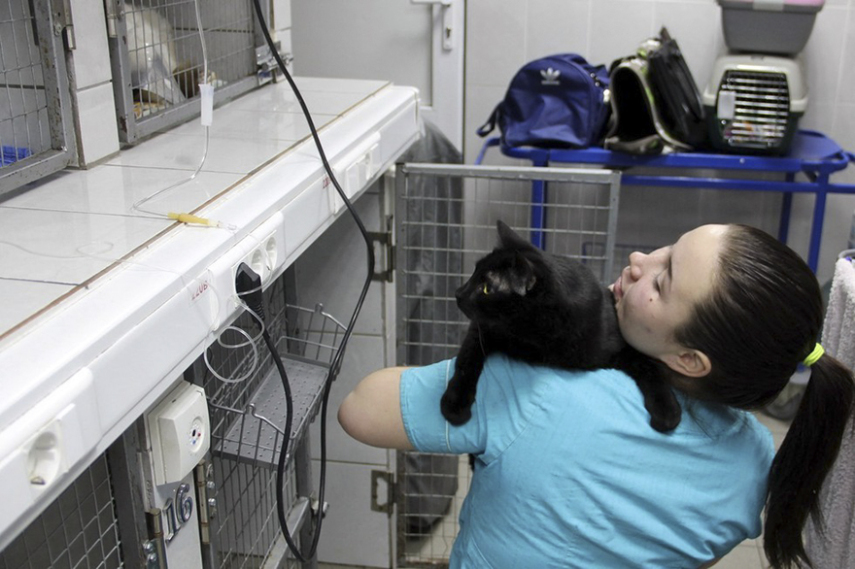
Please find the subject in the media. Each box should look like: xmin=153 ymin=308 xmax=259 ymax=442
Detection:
xmin=647 ymin=28 xmax=707 ymax=149
xmin=605 ymin=28 xmax=707 ymax=154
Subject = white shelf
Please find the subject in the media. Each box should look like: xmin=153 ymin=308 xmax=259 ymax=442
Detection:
xmin=215 ymin=352 xmax=329 ymax=467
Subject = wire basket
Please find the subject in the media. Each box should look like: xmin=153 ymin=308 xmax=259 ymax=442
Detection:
xmin=207 ymin=303 xmax=345 ymax=469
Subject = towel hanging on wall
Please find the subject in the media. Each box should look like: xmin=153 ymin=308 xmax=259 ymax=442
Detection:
xmin=803 ymin=257 xmax=855 ymax=566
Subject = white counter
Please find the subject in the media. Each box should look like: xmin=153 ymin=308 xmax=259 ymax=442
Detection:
xmin=0 ymin=76 xmax=420 ymax=548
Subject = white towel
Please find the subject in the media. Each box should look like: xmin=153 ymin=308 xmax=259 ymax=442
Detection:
xmin=822 ymin=258 xmax=855 ymax=370
xmin=803 ymin=257 xmax=855 ymax=567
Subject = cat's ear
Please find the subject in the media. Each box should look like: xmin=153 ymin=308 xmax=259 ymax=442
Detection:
xmin=496 ymin=220 xmax=534 ymax=251
xmin=509 ymin=255 xmax=537 ymax=295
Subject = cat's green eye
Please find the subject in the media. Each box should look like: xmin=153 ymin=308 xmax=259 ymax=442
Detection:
xmin=482 ymin=283 xmax=489 ymax=294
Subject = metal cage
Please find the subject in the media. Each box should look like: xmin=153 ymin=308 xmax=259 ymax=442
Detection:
xmin=200 ymin=273 xmax=344 ymax=569
xmin=0 ymin=0 xmax=75 ymax=198
xmin=0 ymin=270 xmax=342 ymax=569
xmin=393 ymin=163 xmax=621 ymax=568
xmin=107 ymin=0 xmax=267 ymax=144
xmin=0 ymin=453 xmax=124 ymax=569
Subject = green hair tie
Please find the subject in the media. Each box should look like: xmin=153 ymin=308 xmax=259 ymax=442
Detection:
xmin=803 ymin=343 xmax=825 ymax=367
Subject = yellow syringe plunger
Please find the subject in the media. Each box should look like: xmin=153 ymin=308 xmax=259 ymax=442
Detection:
xmin=168 ymin=212 xmax=221 ymax=228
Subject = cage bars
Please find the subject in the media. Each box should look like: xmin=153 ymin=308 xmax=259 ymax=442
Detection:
xmin=109 ymin=0 xmax=264 ymax=144
xmin=0 ymin=0 xmax=75 ymax=198
xmin=201 ymin=273 xmax=341 ymax=569
xmin=0 ymin=454 xmax=124 ymax=569
xmin=394 ymin=163 xmax=621 ymax=567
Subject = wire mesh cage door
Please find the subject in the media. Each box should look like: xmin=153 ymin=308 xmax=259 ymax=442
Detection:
xmin=107 ymin=0 xmax=264 ymax=144
xmin=393 ymin=163 xmax=621 ymax=568
xmin=0 ymin=0 xmax=76 ymax=198
xmin=0 ymin=453 xmax=125 ymax=569
xmin=200 ymin=272 xmax=344 ymax=569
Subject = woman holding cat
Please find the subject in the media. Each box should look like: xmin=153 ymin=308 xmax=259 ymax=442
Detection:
xmin=338 ymin=223 xmax=854 ymax=569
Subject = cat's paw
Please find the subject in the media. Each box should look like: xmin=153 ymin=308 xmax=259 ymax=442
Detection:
xmin=440 ymin=390 xmax=473 ymax=426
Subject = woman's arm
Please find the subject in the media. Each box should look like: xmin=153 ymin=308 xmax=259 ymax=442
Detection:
xmin=338 ymin=366 xmax=415 ymax=450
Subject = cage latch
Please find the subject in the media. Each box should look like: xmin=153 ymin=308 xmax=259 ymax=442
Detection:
xmin=50 ymin=0 xmax=75 ymax=50
xmin=257 ymin=43 xmax=292 ymax=85
xmin=105 ymin=0 xmax=119 ymax=38
xmin=195 ymin=462 xmax=215 ymax=545
xmin=369 ymin=231 xmax=395 ymax=282
xmin=371 ymin=470 xmax=396 ymax=515
xmin=143 ymin=510 xmax=169 ymax=569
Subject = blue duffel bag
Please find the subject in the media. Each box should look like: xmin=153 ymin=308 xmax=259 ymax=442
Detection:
xmin=476 ymin=53 xmax=611 ymax=149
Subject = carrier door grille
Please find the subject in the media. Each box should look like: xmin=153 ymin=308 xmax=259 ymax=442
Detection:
xmin=719 ymin=70 xmax=790 ymax=148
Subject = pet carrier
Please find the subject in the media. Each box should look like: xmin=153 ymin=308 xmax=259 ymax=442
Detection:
xmin=703 ymin=54 xmax=807 ymax=155
xmin=718 ymin=0 xmax=825 ymax=56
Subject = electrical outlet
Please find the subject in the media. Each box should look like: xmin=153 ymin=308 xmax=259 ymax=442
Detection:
xmin=330 ymin=133 xmax=380 ymax=214
xmin=232 ymin=232 xmax=274 ymax=287
xmin=205 ymin=212 xmax=285 ymax=330
xmin=146 ymin=382 xmax=210 ymax=487
xmin=231 ymin=211 xmax=285 ymax=289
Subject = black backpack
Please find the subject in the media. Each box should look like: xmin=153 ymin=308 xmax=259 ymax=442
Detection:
xmin=605 ymin=28 xmax=707 ymax=154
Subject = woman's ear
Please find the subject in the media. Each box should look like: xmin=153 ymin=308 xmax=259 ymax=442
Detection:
xmin=662 ymin=349 xmax=712 ymax=378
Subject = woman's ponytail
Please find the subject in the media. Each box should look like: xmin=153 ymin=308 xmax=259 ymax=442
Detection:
xmin=763 ymin=354 xmax=855 ymax=568
xmin=669 ymin=225 xmax=855 ymax=568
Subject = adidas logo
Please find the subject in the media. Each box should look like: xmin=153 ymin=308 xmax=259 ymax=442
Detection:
xmin=541 ymin=67 xmax=561 ymax=85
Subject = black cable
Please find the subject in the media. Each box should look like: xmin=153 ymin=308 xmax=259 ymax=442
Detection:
xmin=247 ymin=0 xmax=376 ymax=562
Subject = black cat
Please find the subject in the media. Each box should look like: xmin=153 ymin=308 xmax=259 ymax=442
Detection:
xmin=440 ymin=220 xmax=681 ymax=433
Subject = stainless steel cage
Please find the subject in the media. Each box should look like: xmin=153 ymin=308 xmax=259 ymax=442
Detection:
xmin=0 ymin=270 xmax=342 ymax=569
xmin=200 ymin=273 xmax=344 ymax=569
xmin=0 ymin=0 xmax=76 ymax=198
xmin=107 ymin=0 xmax=267 ymax=144
xmin=0 ymin=453 xmax=124 ymax=569
xmin=394 ymin=163 xmax=621 ymax=568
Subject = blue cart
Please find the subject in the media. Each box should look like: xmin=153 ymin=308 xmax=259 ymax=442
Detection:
xmin=476 ymin=130 xmax=855 ymax=271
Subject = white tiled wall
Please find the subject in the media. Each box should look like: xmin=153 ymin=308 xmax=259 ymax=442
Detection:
xmin=75 ymin=82 xmax=121 ymax=165
xmin=271 ymin=0 xmax=293 ymax=53
xmin=465 ymin=0 xmax=855 ymax=284
xmin=68 ymin=0 xmax=113 ymax=91
xmin=66 ymin=0 xmax=120 ymax=166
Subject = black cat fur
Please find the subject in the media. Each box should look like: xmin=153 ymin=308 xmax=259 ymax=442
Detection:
xmin=440 ymin=220 xmax=681 ymax=433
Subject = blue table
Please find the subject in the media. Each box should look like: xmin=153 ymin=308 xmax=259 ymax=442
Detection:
xmin=476 ymin=130 xmax=855 ymax=271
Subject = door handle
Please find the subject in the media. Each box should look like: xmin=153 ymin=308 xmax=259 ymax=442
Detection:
xmin=410 ymin=0 xmax=451 ymax=6
xmin=410 ymin=0 xmax=454 ymax=51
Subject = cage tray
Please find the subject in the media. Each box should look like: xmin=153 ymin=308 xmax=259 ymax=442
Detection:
xmin=216 ymin=354 xmax=329 ymax=467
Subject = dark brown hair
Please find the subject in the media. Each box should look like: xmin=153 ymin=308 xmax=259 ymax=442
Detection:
xmin=673 ymin=224 xmax=854 ymax=568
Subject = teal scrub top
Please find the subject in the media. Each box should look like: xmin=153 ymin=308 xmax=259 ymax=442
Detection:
xmin=400 ymin=355 xmax=775 ymax=569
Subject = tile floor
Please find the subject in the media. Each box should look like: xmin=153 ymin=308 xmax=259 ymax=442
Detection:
xmin=319 ymin=411 xmax=792 ymax=569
